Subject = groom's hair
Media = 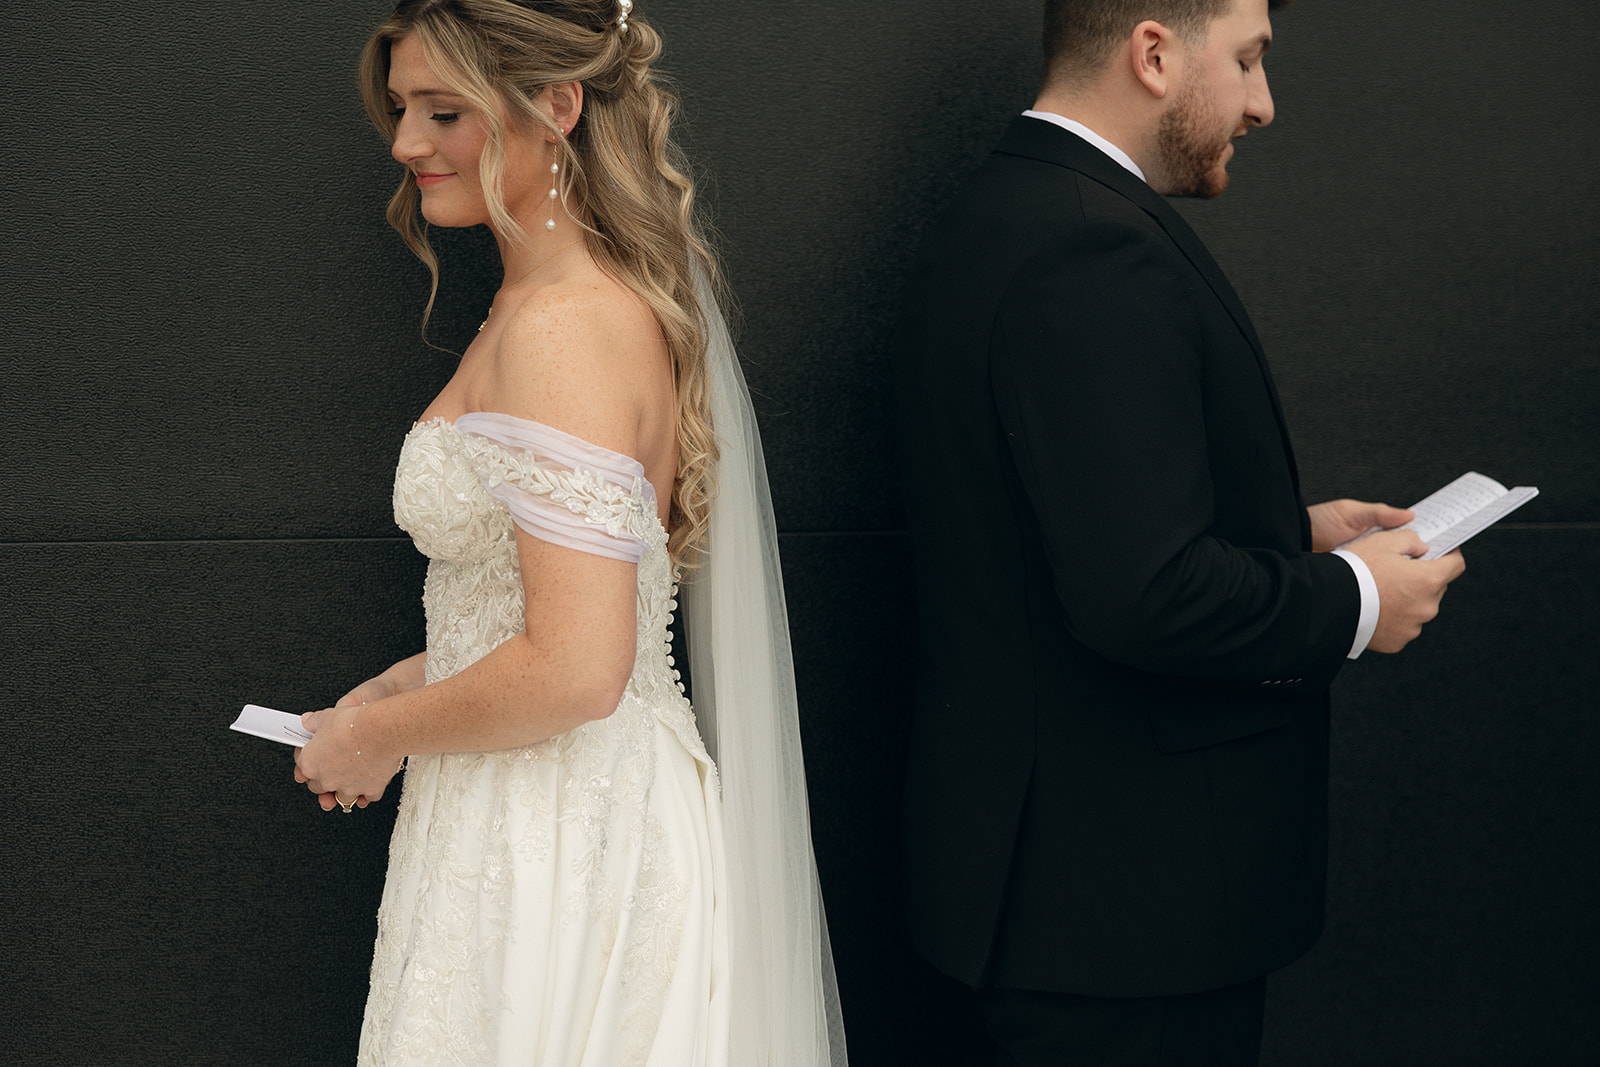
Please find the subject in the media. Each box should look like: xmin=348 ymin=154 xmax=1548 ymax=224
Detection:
xmin=1042 ymin=0 xmax=1293 ymax=89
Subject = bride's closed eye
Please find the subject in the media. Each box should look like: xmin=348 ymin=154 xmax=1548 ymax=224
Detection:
xmin=384 ymin=103 xmax=460 ymax=124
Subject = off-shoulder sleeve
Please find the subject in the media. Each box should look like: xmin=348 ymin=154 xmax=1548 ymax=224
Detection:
xmin=455 ymin=411 xmax=658 ymax=564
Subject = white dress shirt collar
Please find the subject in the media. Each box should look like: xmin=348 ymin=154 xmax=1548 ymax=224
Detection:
xmin=1021 ymin=110 xmax=1146 ymax=183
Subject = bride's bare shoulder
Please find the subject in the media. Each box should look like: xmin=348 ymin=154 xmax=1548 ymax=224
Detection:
xmin=503 ymin=270 xmax=662 ymax=364
xmin=484 ymin=273 xmax=669 ymax=450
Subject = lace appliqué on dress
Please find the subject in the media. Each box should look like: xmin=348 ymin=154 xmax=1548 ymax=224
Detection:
xmin=361 ymin=417 xmax=721 ymax=1066
xmin=461 ymin=432 xmax=657 ymax=561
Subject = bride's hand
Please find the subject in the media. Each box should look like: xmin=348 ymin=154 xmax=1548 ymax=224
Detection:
xmin=293 ymin=705 xmax=403 ymax=812
xmin=334 ymin=653 xmax=428 ymax=710
xmin=297 ymin=684 xmax=387 ymax=810
xmin=336 ymin=678 xmax=394 ymax=709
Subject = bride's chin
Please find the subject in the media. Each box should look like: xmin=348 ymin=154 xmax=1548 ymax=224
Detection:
xmin=417 ymin=202 xmax=483 ymax=229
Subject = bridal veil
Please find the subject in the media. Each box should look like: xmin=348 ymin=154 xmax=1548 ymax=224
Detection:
xmin=680 ymin=277 xmax=849 ymax=1065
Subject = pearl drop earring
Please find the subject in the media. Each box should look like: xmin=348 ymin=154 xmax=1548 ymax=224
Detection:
xmin=546 ymin=155 xmax=560 ymax=232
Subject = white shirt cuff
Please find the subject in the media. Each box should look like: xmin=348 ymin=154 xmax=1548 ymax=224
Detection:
xmin=1332 ymin=549 xmax=1379 ymax=658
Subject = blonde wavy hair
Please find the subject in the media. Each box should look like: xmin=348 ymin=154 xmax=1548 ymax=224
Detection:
xmin=360 ymin=0 xmax=721 ymax=570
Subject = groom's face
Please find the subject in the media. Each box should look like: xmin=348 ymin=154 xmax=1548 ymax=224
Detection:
xmin=1156 ymin=0 xmax=1277 ymax=198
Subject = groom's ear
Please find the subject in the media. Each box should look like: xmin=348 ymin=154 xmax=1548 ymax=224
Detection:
xmin=1129 ymin=19 xmax=1182 ymax=101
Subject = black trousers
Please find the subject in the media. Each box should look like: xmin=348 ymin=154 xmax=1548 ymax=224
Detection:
xmin=981 ymin=976 xmax=1268 ymax=1067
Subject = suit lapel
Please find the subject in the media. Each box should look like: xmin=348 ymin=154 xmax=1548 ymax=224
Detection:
xmin=994 ymin=117 xmax=1303 ymax=499
xmin=1153 ymin=204 xmax=1300 ymax=494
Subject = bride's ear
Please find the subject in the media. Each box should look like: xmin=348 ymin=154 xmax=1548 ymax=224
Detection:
xmin=545 ymin=81 xmax=583 ymax=138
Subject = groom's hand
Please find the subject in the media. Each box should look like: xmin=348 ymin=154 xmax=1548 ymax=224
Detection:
xmin=1308 ymin=498 xmax=1413 ymax=553
xmin=1345 ymin=529 xmax=1466 ymax=653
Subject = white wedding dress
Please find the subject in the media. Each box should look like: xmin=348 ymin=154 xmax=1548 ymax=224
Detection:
xmin=360 ymin=412 xmax=730 ymax=1065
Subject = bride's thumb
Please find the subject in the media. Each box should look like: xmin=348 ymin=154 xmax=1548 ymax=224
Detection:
xmin=301 ymin=710 xmax=321 ymax=734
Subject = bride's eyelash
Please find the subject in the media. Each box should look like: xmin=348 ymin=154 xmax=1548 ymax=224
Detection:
xmin=385 ymin=107 xmax=460 ymax=125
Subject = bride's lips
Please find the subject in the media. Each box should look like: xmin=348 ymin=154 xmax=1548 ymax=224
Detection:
xmin=414 ymin=171 xmax=454 ymax=188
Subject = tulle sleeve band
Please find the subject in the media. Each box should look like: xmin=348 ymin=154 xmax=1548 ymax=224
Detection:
xmin=454 ymin=411 xmax=658 ymax=565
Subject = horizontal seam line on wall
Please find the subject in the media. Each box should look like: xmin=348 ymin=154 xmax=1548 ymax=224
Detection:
xmin=0 ymin=537 xmax=415 ymax=548
xmin=2 ymin=523 xmax=1595 ymax=548
xmin=0 ymin=531 xmax=918 ymax=546
xmin=1492 ymin=522 xmax=1600 ymax=530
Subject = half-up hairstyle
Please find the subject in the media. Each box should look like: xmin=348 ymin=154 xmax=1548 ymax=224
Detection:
xmin=360 ymin=0 xmax=721 ymax=571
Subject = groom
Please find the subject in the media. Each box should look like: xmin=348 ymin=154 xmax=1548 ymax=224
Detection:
xmin=895 ymin=0 xmax=1465 ymax=1062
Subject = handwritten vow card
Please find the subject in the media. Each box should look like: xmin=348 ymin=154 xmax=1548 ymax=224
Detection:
xmin=229 ymin=704 xmax=312 ymax=746
xmin=1394 ymin=472 xmax=1539 ymax=559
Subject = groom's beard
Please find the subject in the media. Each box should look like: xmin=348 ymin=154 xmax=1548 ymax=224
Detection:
xmin=1158 ymin=81 xmax=1248 ymax=200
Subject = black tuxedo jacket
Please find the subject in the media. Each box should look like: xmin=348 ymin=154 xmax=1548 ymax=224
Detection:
xmin=895 ymin=117 xmax=1361 ymax=996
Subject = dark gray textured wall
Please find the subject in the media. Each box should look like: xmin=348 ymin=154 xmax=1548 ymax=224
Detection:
xmin=3 ymin=2 xmax=1595 ymax=1064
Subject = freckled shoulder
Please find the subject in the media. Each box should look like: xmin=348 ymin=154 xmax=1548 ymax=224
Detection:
xmin=484 ymin=277 xmax=664 ymax=452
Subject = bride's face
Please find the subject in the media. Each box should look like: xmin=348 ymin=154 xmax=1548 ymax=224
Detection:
xmin=386 ymin=35 xmax=549 ymax=230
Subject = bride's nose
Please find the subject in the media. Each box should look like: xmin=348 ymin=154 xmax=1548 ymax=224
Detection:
xmin=391 ymin=115 xmax=433 ymax=166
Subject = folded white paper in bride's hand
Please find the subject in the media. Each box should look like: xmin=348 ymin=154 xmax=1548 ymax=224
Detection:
xmin=230 ymin=704 xmax=313 ymax=746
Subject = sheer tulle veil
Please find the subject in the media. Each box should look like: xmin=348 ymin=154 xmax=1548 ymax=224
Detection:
xmin=681 ymin=275 xmax=849 ymax=1065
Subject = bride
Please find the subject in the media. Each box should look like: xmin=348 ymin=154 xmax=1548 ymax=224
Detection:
xmin=290 ymin=2 xmax=846 ymax=1063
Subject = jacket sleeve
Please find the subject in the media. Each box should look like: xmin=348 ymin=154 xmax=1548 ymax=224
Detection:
xmin=988 ymin=219 xmax=1358 ymax=685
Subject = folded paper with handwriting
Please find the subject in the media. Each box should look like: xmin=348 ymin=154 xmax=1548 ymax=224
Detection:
xmin=1343 ymin=471 xmax=1538 ymax=560
xmin=230 ymin=704 xmax=312 ymax=746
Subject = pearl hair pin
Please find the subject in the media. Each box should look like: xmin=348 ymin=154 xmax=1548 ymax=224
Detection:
xmin=617 ymin=0 xmax=632 ymax=33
